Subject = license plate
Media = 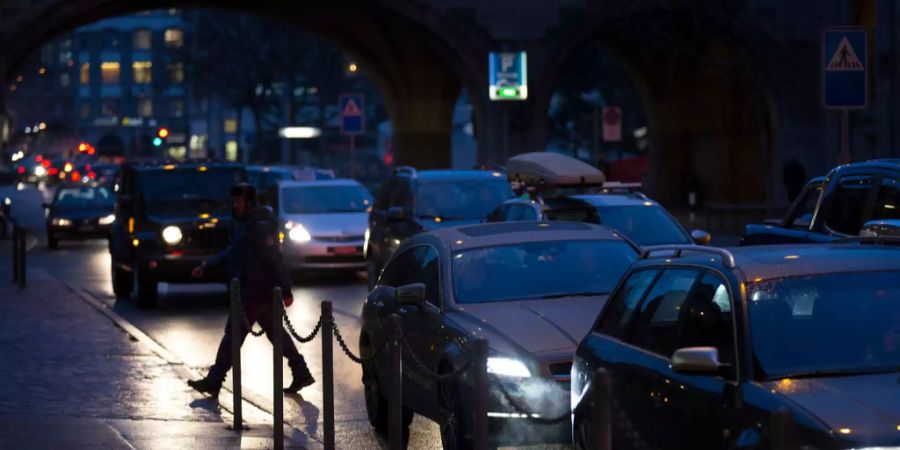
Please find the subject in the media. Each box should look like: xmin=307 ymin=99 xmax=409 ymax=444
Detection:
xmin=332 ymin=246 xmax=360 ymax=255
xmin=80 ymin=225 xmax=95 ymax=232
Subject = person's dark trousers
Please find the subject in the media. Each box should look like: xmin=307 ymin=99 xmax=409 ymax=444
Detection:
xmin=207 ymin=293 xmax=311 ymax=387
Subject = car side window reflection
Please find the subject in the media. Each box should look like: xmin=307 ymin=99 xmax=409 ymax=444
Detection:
xmin=413 ymin=246 xmax=441 ymax=307
xmin=595 ymin=269 xmax=659 ymax=338
xmin=673 ymin=273 xmax=736 ymax=369
xmin=378 ymin=249 xmax=416 ymax=288
xmin=628 ymin=269 xmax=701 ymax=358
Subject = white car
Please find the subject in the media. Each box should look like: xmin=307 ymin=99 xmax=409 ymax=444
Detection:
xmin=276 ymin=179 xmax=373 ymax=272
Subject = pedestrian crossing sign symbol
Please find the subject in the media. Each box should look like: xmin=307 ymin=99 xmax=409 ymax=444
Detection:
xmin=342 ymin=99 xmax=362 ymax=116
xmin=338 ymin=94 xmax=365 ymax=135
xmin=822 ymin=28 xmax=867 ymax=109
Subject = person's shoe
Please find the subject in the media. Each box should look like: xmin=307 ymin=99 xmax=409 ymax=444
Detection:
xmin=188 ymin=378 xmax=221 ymax=397
xmin=284 ymin=371 xmax=315 ymax=394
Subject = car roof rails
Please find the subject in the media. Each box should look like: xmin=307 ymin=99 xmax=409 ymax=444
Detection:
xmin=473 ymin=164 xmax=506 ymax=172
xmin=639 ymin=245 xmax=736 ymax=269
xmin=831 ymin=236 xmax=900 ymax=246
xmin=393 ymin=166 xmax=417 ymax=177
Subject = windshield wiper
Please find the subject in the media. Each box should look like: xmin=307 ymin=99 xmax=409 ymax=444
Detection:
xmin=536 ymin=291 xmax=607 ymax=299
xmin=772 ymin=366 xmax=900 ymax=380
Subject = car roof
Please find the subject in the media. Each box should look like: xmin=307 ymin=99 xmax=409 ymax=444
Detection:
xmin=127 ymin=161 xmax=243 ymax=171
xmin=831 ymin=159 xmax=900 ymax=175
xmin=246 ymin=165 xmax=294 ymax=173
xmin=566 ymin=194 xmax=657 ymax=207
xmin=278 ymin=178 xmax=364 ymax=188
xmin=408 ymin=170 xmax=507 ymax=181
xmin=636 ymin=244 xmax=900 ymax=282
xmin=411 ymin=221 xmax=630 ymax=253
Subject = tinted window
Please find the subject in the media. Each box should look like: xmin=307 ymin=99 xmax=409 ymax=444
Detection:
xmin=389 ymin=179 xmax=412 ymax=210
xmin=374 ymin=178 xmax=396 ymax=210
xmin=630 ymin=269 xmax=701 ymax=358
xmin=825 ymin=176 xmax=875 ymax=234
xmin=415 ymin=180 xmax=513 ymax=221
xmin=486 ymin=205 xmax=510 ymax=223
xmin=139 ymin=168 xmax=244 ymax=215
xmin=594 ymin=205 xmax=691 ymax=246
xmin=379 ymin=248 xmax=417 ymax=287
xmin=54 ymin=186 xmax=114 ymax=209
xmin=414 ymin=246 xmax=441 ymax=306
xmin=596 ymin=269 xmax=659 ymax=338
xmin=674 ymin=273 xmax=735 ymax=367
xmin=871 ymin=178 xmax=900 ymax=220
xmin=545 ymin=207 xmax=599 ymax=223
xmin=282 ymin=185 xmax=372 ymax=214
xmin=452 ymin=240 xmax=636 ymax=304
xmin=788 ymin=182 xmax=823 ymax=228
xmin=748 ymin=271 xmax=900 ymax=379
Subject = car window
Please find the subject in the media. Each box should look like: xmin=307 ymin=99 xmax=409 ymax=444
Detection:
xmin=629 ymin=269 xmax=701 ymax=358
xmin=595 ymin=269 xmax=659 ymax=338
xmin=673 ymin=273 xmax=736 ymax=368
xmin=413 ymin=246 xmax=441 ymax=307
xmin=871 ymin=178 xmax=900 ymax=221
xmin=415 ymin=180 xmax=513 ymax=221
xmin=825 ymin=175 xmax=876 ymax=235
xmin=545 ymin=207 xmax=599 ymax=223
xmin=519 ymin=204 xmax=539 ymax=221
xmin=374 ymin=178 xmax=396 ymax=210
xmin=389 ymin=179 xmax=412 ymax=210
xmin=379 ymin=248 xmax=417 ymax=287
xmin=282 ymin=185 xmax=372 ymax=214
xmin=54 ymin=186 xmax=114 ymax=209
xmin=595 ymin=205 xmax=692 ymax=246
xmin=486 ymin=205 xmax=509 ymax=223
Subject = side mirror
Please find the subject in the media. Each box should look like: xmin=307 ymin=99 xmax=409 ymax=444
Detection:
xmin=672 ymin=347 xmax=721 ymax=375
xmin=387 ymin=206 xmax=407 ymax=222
xmin=396 ymin=283 xmax=426 ymax=306
xmin=691 ymin=229 xmax=712 ymax=245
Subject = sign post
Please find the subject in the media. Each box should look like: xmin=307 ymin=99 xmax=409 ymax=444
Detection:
xmin=822 ymin=27 xmax=867 ymax=163
xmin=338 ymin=94 xmax=365 ymax=179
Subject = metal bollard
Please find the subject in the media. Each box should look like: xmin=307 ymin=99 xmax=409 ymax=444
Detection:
xmin=272 ymin=287 xmax=284 ymax=450
xmin=17 ymin=227 xmax=25 ymax=289
xmin=229 ymin=279 xmax=243 ymax=431
xmin=770 ymin=407 xmax=793 ymax=450
xmin=388 ymin=314 xmax=403 ymax=450
xmin=473 ymin=339 xmax=489 ymax=450
xmin=321 ymin=301 xmax=335 ymax=450
xmin=591 ymin=368 xmax=612 ymax=450
xmin=11 ymin=226 xmax=19 ymax=284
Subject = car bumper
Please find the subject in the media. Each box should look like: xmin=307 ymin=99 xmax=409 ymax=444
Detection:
xmin=465 ymin=377 xmax=571 ymax=445
xmin=283 ymin=239 xmax=366 ymax=270
xmin=134 ymin=252 xmax=227 ymax=283
xmin=49 ymin=224 xmax=111 ymax=240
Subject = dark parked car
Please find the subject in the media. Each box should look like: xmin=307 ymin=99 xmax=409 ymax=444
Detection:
xmin=742 ymin=159 xmax=900 ymax=245
xmin=359 ymin=221 xmax=639 ymax=449
xmin=571 ymin=242 xmax=900 ymax=450
xmin=108 ymin=161 xmax=246 ymax=307
xmin=365 ymin=167 xmax=514 ymax=287
xmin=44 ymin=184 xmax=115 ymax=248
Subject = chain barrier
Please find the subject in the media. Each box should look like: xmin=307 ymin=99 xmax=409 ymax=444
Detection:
xmin=396 ymin=326 xmax=474 ymax=381
xmin=282 ymin=308 xmax=323 ymax=343
xmin=488 ymin=374 xmax=571 ymax=425
xmin=331 ymin=317 xmax=374 ymax=364
xmin=235 ymin=294 xmax=266 ymax=337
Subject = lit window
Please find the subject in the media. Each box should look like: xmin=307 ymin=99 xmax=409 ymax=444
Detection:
xmin=59 ymin=73 xmax=70 ymax=88
xmin=79 ymin=63 xmax=90 ymax=84
xmin=80 ymin=102 xmax=91 ymax=118
xmin=168 ymin=98 xmax=185 ymax=117
xmin=101 ymin=99 xmax=118 ymax=117
xmin=167 ymin=63 xmax=184 ymax=83
xmin=132 ymin=61 xmax=152 ymax=84
xmin=164 ymin=29 xmax=183 ymax=47
xmin=133 ymin=30 xmax=151 ymax=49
xmin=225 ymin=140 xmax=238 ymax=161
xmin=137 ymin=97 xmax=153 ymax=117
xmin=100 ymin=62 xmax=120 ymax=85
xmin=224 ymin=118 xmax=237 ymax=134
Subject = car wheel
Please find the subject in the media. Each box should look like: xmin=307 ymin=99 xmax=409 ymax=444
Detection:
xmin=574 ymin=417 xmax=591 ymax=450
xmin=362 ymin=358 xmax=413 ymax=435
xmin=439 ymin=377 xmax=471 ymax=450
xmin=111 ymin=263 xmax=133 ymax=298
xmin=133 ymin=265 xmax=158 ymax=309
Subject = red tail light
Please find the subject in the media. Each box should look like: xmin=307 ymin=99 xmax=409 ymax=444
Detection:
xmin=47 ymin=168 xmax=59 ymax=176
xmin=88 ymin=171 xmax=96 ymax=179
xmin=41 ymin=159 xmax=51 ymax=168
xmin=71 ymin=171 xmax=81 ymax=182
xmin=17 ymin=166 xmax=25 ymax=174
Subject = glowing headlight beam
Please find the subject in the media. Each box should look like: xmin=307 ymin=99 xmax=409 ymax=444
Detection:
xmin=486 ymin=356 xmax=531 ymax=378
xmin=288 ymin=224 xmax=312 ymax=243
xmin=162 ymin=225 xmax=183 ymax=245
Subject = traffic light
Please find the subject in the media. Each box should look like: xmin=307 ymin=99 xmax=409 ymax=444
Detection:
xmin=157 ymin=128 xmax=169 ymax=139
xmin=77 ymin=142 xmax=95 ymax=155
xmin=152 ymin=137 xmax=163 ymax=147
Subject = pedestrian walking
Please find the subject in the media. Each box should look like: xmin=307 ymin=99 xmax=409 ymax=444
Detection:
xmin=187 ymin=183 xmax=314 ymax=397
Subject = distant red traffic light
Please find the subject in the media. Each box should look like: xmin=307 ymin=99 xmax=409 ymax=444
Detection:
xmin=157 ymin=128 xmax=170 ymax=139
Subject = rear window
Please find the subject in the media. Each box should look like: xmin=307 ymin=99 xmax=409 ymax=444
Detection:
xmin=54 ymin=186 xmax=114 ymax=209
xmin=595 ymin=205 xmax=691 ymax=246
xmin=416 ymin=180 xmax=513 ymax=221
xmin=452 ymin=239 xmax=636 ymax=304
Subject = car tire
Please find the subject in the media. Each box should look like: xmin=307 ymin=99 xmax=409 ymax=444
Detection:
xmin=573 ymin=417 xmax=591 ymax=450
xmin=112 ymin=263 xmax=133 ymax=298
xmin=133 ymin=265 xmax=158 ymax=309
xmin=439 ymin=377 xmax=473 ymax=450
xmin=362 ymin=358 xmax=413 ymax=435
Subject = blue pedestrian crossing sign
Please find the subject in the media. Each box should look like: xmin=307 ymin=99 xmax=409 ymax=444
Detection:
xmin=339 ymin=94 xmax=365 ymax=135
xmin=822 ymin=28 xmax=867 ymax=109
xmin=489 ymin=52 xmax=528 ymax=101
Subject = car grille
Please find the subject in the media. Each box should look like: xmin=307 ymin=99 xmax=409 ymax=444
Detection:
xmin=314 ymin=235 xmax=365 ymax=243
xmin=548 ymin=362 xmax=572 ymax=383
xmin=304 ymin=255 xmax=365 ymax=264
xmin=188 ymin=225 xmax=231 ymax=250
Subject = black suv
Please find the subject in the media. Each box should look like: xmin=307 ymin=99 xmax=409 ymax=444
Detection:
xmin=365 ymin=167 xmax=513 ymax=287
xmin=109 ymin=161 xmax=246 ymax=307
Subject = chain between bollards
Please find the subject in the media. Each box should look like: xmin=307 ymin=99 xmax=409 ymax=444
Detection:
xmin=272 ymin=287 xmax=284 ymax=450
xmin=229 ymin=279 xmax=243 ymax=431
xmin=321 ymin=301 xmax=335 ymax=450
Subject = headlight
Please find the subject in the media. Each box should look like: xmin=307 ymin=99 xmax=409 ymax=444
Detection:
xmin=288 ymin=224 xmax=311 ymax=243
xmin=98 ymin=214 xmax=115 ymax=225
xmin=487 ymin=356 xmax=531 ymax=378
xmin=34 ymin=165 xmax=46 ymax=177
xmin=52 ymin=218 xmax=72 ymax=226
xmin=161 ymin=225 xmax=183 ymax=245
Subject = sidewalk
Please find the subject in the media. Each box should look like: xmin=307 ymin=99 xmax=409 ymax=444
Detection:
xmin=0 ymin=242 xmax=311 ymax=449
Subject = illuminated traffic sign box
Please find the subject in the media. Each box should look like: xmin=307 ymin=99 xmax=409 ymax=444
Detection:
xmin=489 ymin=52 xmax=527 ymax=101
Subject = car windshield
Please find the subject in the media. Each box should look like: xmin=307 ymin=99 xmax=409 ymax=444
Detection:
xmin=595 ymin=205 xmax=691 ymax=245
xmin=282 ymin=185 xmax=372 ymax=214
xmin=139 ymin=168 xmax=244 ymax=215
xmin=54 ymin=186 xmax=113 ymax=209
xmin=416 ymin=180 xmax=513 ymax=221
xmin=748 ymin=271 xmax=900 ymax=380
xmin=248 ymin=170 xmax=292 ymax=191
xmin=452 ymin=239 xmax=636 ymax=304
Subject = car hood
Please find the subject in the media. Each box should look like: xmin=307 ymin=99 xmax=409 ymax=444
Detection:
xmin=762 ymin=372 xmax=900 ymax=443
xmin=52 ymin=208 xmax=113 ymax=220
xmin=145 ymin=213 xmax=231 ymax=226
xmin=421 ymin=218 xmax=483 ymax=232
xmin=283 ymin=212 xmax=368 ymax=237
xmin=447 ymin=295 xmax=609 ymax=356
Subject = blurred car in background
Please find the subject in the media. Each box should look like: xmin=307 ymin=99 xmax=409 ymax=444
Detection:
xmin=275 ymin=178 xmax=372 ymax=273
xmin=44 ymin=184 xmax=115 ymax=249
xmin=247 ymin=165 xmax=335 ymax=205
